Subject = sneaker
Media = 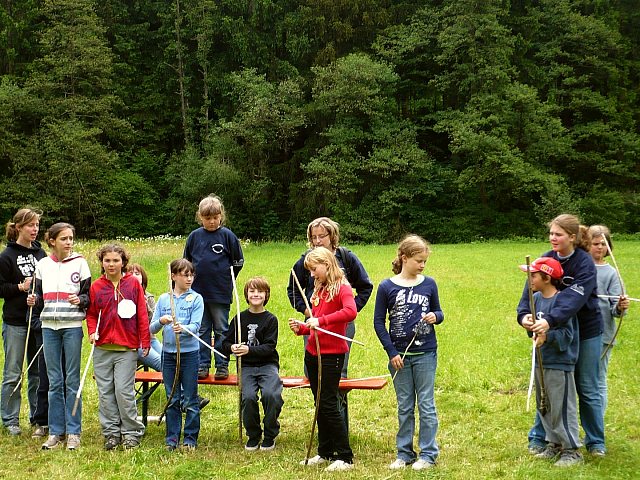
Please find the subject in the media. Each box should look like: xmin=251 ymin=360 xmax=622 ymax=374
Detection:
xmin=182 ymin=444 xmax=196 ymax=452
xmin=166 ymin=444 xmax=177 ymax=452
xmin=589 ymin=448 xmax=606 ymax=458
xmin=528 ymin=444 xmax=546 ymax=455
xmin=7 ymin=425 xmax=21 ymax=436
xmin=535 ymin=444 xmax=561 ymax=460
xmin=122 ymin=437 xmax=141 ymax=449
xmin=389 ymin=459 xmax=408 ymax=470
xmin=66 ymin=434 xmax=81 ymax=450
xmin=42 ymin=434 xmax=65 ymax=450
xmin=325 ymin=460 xmax=354 ymax=472
xmin=197 ymin=367 xmax=209 ymax=379
xmin=32 ymin=425 xmax=49 ymax=438
xmin=104 ymin=435 xmax=121 ymax=451
xmin=554 ymin=449 xmax=584 ymax=467
xmin=412 ymin=459 xmax=435 ymax=471
xmin=300 ymin=455 xmax=327 ymax=466
xmin=260 ymin=439 xmax=276 ymax=451
xmin=245 ymin=438 xmax=261 ymax=451
xmin=198 ymin=396 xmax=210 ymax=410
xmin=214 ymin=366 xmax=229 ymax=380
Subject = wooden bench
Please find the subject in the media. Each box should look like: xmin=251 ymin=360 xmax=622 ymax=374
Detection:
xmin=135 ymin=370 xmax=388 ymax=431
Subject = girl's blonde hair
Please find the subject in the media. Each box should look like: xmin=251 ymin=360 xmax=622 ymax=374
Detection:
xmin=548 ymin=214 xmax=590 ymax=251
xmin=392 ymin=234 xmax=431 ymax=274
xmin=96 ymin=243 xmax=130 ymax=274
xmin=589 ymin=224 xmax=613 ymax=256
xmin=306 ymin=217 xmax=340 ymax=250
xmin=304 ymin=247 xmax=346 ymax=302
xmin=196 ymin=194 xmax=226 ymax=225
xmin=5 ymin=208 xmax=42 ymax=242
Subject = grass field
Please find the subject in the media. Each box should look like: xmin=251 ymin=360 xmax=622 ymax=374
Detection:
xmin=1 ymin=238 xmax=639 ymax=479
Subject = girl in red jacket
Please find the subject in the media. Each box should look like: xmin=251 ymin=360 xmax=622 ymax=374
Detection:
xmin=289 ymin=247 xmax=357 ymax=471
xmin=86 ymin=244 xmax=150 ymax=450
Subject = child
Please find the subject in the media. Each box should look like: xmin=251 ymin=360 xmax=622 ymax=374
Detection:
xmin=288 ymin=248 xmax=357 ymax=472
xmin=222 ymin=276 xmax=283 ymax=452
xmin=519 ymin=256 xmax=582 ymax=467
xmin=184 ymin=194 xmax=244 ymax=381
xmin=128 ymin=263 xmax=162 ymax=371
xmin=588 ymin=225 xmax=630 ymax=414
xmin=373 ymin=235 xmax=443 ymax=471
xmin=28 ymin=223 xmax=91 ymax=450
xmin=150 ymin=259 xmax=204 ymax=451
xmin=86 ymin=244 xmax=150 ymax=450
xmin=0 ymin=208 xmax=46 ymax=436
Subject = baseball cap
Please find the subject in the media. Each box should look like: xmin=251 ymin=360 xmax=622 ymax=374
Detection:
xmin=519 ymin=257 xmax=563 ymax=280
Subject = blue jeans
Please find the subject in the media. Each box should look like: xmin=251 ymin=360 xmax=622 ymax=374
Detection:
xmin=1 ymin=323 xmax=39 ymax=427
xmin=138 ymin=337 xmax=162 ymax=371
xmin=42 ymin=327 xmax=83 ymax=435
xmin=528 ymin=336 xmax=605 ymax=451
xmin=241 ymin=364 xmax=284 ymax=442
xmin=163 ymin=350 xmax=200 ymax=447
xmin=598 ymin=342 xmax=612 ymax=416
xmin=199 ymin=303 xmax=229 ymax=370
xmin=389 ymin=351 xmax=439 ymax=464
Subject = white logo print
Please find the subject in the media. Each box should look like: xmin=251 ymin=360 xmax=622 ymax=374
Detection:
xmin=247 ymin=324 xmax=259 ymax=346
xmin=211 ymin=243 xmax=224 ymax=254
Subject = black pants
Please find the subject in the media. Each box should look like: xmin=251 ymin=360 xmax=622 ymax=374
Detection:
xmin=305 ymin=351 xmax=353 ymax=463
xmin=30 ymin=328 xmax=48 ymax=426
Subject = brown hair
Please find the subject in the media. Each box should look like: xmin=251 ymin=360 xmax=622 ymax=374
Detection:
xmin=392 ymin=234 xmax=431 ymax=274
xmin=589 ymin=224 xmax=613 ymax=257
xmin=44 ymin=222 xmax=75 ymax=249
xmin=306 ymin=217 xmax=340 ymax=250
xmin=127 ymin=263 xmax=149 ymax=290
xmin=96 ymin=243 xmax=130 ymax=274
xmin=243 ymin=276 xmax=271 ymax=306
xmin=5 ymin=208 xmax=42 ymax=242
xmin=169 ymin=258 xmax=195 ymax=289
xmin=304 ymin=247 xmax=346 ymax=302
xmin=196 ymin=194 xmax=226 ymax=225
xmin=548 ymin=214 xmax=590 ymax=251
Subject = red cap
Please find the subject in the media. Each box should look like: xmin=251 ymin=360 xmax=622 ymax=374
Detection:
xmin=519 ymin=257 xmax=563 ymax=280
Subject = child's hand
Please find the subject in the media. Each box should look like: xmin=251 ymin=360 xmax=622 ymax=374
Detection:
xmin=172 ymin=323 xmax=183 ymax=333
xmin=618 ymin=295 xmax=630 ymax=314
xmin=160 ymin=314 xmax=173 ymax=325
xmin=521 ymin=314 xmax=534 ymax=330
xmin=288 ymin=318 xmax=300 ymax=334
xmin=304 ymin=308 xmax=311 ymax=319
xmin=534 ymin=331 xmax=546 ymax=347
xmin=26 ymin=293 xmax=36 ymax=306
xmin=231 ymin=344 xmax=249 ymax=356
xmin=141 ymin=347 xmax=150 ymax=357
xmin=306 ymin=317 xmax=319 ymax=329
xmin=390 ymin=354 xmax=404 ymax=371
xmin=68 ymin=294 xmax=80 ymax=305
xmin=422 ymin=312 xmax=437 ymax=324
xmin=530 ymin=319 xmax=550 ymax=335
xmin=89 ymin=332 xmax=98 ymax=344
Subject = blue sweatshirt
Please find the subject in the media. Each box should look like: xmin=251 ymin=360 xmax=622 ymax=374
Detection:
xmin=150 ymin=288 xmax=204 ymax=354
xmin=373 ymin=276 xmax=444 ymax=359
xmin=595 ymin=263 xmax=623 ymax=345
xmin=517 ymin=248 xmax=602 ymax=341
xmin=183 ymin=226 xmax=244 ymax=304
xmin=532 ymin=292 xmax=579 ymax=371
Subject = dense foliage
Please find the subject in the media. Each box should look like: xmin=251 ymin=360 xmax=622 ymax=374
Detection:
xmin=1 ymin=0 xmax=638 ymax=241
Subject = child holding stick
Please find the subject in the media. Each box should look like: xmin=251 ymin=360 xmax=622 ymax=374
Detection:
xmin=373 ymin=235 xmax=443 ymax=471
xmin=128 ymin=263 xmax=162 ymax=372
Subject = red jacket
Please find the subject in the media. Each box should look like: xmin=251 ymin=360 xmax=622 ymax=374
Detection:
xmin=86 ymin=273 xmax=151 ymax=350
xmin=298 ymin=283 xmax=356 ymax=356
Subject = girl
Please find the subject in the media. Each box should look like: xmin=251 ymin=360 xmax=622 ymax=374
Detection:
xmin=184 ymin=194 xmax=244 ymax=381
xmin=588 ymin=225 xmax=629 ymax=415
xmin=28 ymin=223 xmax=91 ymax=450
xmin=128 ymin=263 xmax=162 ymax=371
xmin=0 ymin=208 xmax=46 ymax=436
xmin=373 ymin=235 xmax=444 ymax=471
xmin=86 ymin=244 xmax=150 ymax=450
xmin=517 ymin=214 xmax=606 ymax=457
xmin=288 ymin=247 xmax=357 ymax=472
xmin=150 ymin=259 xmax=203 ymax=451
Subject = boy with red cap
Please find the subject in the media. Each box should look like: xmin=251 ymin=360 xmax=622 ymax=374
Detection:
xmin=518 ymin=257 xmax=583 ymax=467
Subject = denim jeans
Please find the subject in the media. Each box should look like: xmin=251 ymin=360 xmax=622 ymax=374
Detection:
xmin=42 ymin=327 xmax=83 ymax=435
xmin=199 ymin=303 xmax=229 ymax=370
xmin=163 ymin=349 xmax=200 ymax=447
xmin=598 ymin=342 xmax=613 ymax=416
xmin=389 ymin=351 xmax=439 ymax=464
xmin=305 ymin=351 xmax=353 ymax=463
xmin=241 ymin=364 xmax=283 ymax=442
xmin=1 ymin=323 xmax=39 ymax=427
xmin=137 ymin=337 xmax=162 ymax=371
xmin=528 ymin=335 xmax=605 ymax=451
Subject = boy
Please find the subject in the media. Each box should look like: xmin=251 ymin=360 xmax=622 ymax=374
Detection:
xmin=518 ymin=257 xmax=582 ymax=467
xmin=222 ymin=276 xmax=283 ymax=451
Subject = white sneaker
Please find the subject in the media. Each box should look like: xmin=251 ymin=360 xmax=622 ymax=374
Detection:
xmin=325 ymin=460 xmax=354 ymax=472
xmin=412 ymin=459 xmax=435 ymax=470
xmin=66 ymin=434 xmax=81 ymax=450
xmin=300 ymin=455 xmax=327 ymax=466
xmin=389 ymin=458 xmax=407 ymax=470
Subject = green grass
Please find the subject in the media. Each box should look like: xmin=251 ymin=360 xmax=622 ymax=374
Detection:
xmin=1 ymin=239 xmax=639 ymax=479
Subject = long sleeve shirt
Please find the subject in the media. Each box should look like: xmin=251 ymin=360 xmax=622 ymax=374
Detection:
xmin=595 ymin=263 xmax=623 ymax=345
xmin=222 ymin=309 xmax=280 ymax=368
xmin=150 ymin=288 xmax=204 ymax=353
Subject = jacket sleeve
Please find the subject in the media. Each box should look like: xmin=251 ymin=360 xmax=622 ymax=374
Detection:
xmin=429 ymin=280 xmax=445 ymax=324
xmin=287 ymin=255 xmax=311 ymax=314
xmin=373 ymin=282 xmax=398 ymax=359
xmin=183 ymin=294 xmax=203 ymax=337
xmin=86 ymin=285 xmax=99 ymax=336
xmin=0 ymin=256 xmax=23 ymax=300
xmin=136 ymin=283 xmax=151 ymax=349
xmin=345 ymin=251 xmax=373 ymax=312
xmin=545 ymin=325 xmax=574 ymax=352
xmin=230 ymin=231 xmax=244 ymax=277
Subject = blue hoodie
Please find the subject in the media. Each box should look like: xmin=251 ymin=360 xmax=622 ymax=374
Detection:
xmin=150 ymin=288 xmax=204 ymax=353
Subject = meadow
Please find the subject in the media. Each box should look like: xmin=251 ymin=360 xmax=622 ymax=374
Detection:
xmin=1 ymin=238 xmax=639 ymax=479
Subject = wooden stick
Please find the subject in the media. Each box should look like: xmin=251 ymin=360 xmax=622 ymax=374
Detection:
xmin=598 ymin=295 xmax=639 ymax=302
xmin=11 ymin=344 xmax=43 ymax=396
xmin=598 ymin=232 xmax=627 ymax=360
xmin=158 ymin=265 xmax=180 ymax=425
xmin=72 ymin=310 xmax=101 ymax=416
xmin=526 ymin=255 xmax=548 ymax=416
xmin=230 ymin=266 xmax=243 ymax=443
xmin=11 ymin=275 xmax=37 ymax=398
xmin=179 ymin=327 xmax=227 ymax=358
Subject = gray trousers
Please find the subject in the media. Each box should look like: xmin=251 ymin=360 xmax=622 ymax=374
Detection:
xmin=93 ymin=348 xmax=144 ymax=439
xmin=537 ymin=368 xmax=581 ymax=450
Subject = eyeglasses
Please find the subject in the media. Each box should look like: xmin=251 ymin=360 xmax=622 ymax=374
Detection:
xmin=175 ymin=273 xmax=195 ymax=278
xmin=311 ymin=233 xmax=329 ymax=241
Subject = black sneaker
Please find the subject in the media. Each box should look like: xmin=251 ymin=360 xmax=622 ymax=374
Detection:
xmin=197 ymin=367 xmax=209 ymax=379
xmin=104 ymin=435 xmax=121 ymax=451
xmin=214 ymin=366 xmax=229 ymax=380
xmin=199 ymin=396 xmax=210 ymax=410
xmin=245 ymin=438 xmax=260 ymax=451
xmin=535 ymin=444 xmax=561 ymax=460
xmin=122 ymin=437 xmax=140 ymax=449
xmin=260 ymin=438 xmax=276 ymax=451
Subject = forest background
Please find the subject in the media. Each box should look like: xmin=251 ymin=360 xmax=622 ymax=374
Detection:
xmin=1 ymin=0 xmax=639 ymax=242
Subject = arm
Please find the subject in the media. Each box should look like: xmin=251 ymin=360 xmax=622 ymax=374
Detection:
xmin=136 ymin=283 xmax=151 ymax=349
xmin=317 ymin=285 xmax=357 ymax=328
xmin=287 ymin=255 xmax=311 ymax=315
xmin=345 ymin=251 xmax=373 ymax=312
xmin=428 ymin=279 xmax=444 ymax=324
xmin=182 ymin=294 xmax=203 ymax=336
xmin=373 ymin=283 xmax=399 ymax=359
xmin=230 ymin=231 xmax=244 ymax=277
xmin=543 ymin=325 xmax=574 ymax=352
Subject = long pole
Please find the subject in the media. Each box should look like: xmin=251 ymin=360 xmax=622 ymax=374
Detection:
xmin=11 ymin=275 xmax=37 ymax=398
xmin=72 ymin=310 xmax=101 ymax=416
xmin=158 ymin=265 xmax=180 ymax=425
xmin=526 ymin=256 xmax=548 ymax=416
xmin=230 ymin=266 xmax=243 ymax=443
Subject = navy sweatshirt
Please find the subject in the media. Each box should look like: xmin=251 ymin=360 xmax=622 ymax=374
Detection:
xmin=532 ymin=292 xmax=579 ymax=371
